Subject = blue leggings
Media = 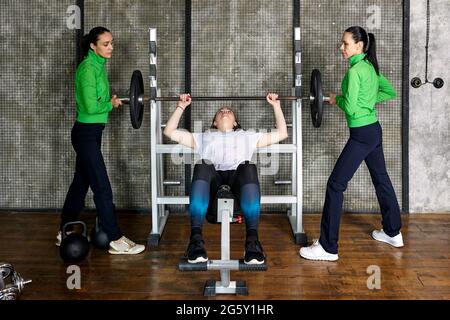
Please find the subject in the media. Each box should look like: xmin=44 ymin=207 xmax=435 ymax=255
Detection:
xmin=189 ymin=161 xmax=261 ymax=233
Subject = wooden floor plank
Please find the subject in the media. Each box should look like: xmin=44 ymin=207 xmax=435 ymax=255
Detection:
xmin=0 ymin=212 xmax=449 ymax=300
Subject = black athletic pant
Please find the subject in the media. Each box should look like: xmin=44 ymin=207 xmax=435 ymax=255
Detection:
xmin=319 ymin=122 xmax=402 ymax=254
xmin=60 ymin=122 xmax=122 ymax=241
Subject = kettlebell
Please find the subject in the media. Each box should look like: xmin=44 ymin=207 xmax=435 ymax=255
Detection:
xmin=90 ymin=217 xmax=110 ymax=249
xmin=60 ymin=221 xmax=90 ymax=263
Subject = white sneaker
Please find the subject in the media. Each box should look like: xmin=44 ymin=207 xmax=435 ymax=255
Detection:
xmin=56 ymin=231 xmax=74 ymax=247
xmin=56 ymin=230 xmax=90 ymax=246
xmin=108 ymin=236 xmax=145 ymax=255
xmin=372 ymin=229 xmax=404 ymax=248
xmin=299 ymin=239 xmax=339 ymax=261
xmin=56 ymin=231 xmax=62 ymax=246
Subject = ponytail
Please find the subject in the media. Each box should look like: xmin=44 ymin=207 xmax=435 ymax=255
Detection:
xmin=365 ymin=33 xmax=380 ymax=75
xmin=345 ymin=26 xmax=380 ymax=75
xmin=79 ymin=26 xmax=110 ymax=60
xmin=80 ymin=34 xmax=91 ymax=60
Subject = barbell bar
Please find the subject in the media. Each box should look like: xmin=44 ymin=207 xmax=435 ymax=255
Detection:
xmin=120 ymin=69 xmax=329 ymax=129
xmin=121 ymin=95 xmax=329 ymax=102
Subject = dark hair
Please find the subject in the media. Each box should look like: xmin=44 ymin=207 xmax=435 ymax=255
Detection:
xmin=80 ymin=26 xmax=111 ymax=59
xmin=210 ymin=107 xmax=242 ymax=131
xmin=345 ymin=26 xmax=379 ymax=75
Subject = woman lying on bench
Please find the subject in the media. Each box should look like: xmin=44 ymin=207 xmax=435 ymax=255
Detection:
xmin=164 ymin=93 xmax=288 ymax=264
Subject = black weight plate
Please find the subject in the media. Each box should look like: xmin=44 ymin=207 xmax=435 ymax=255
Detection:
xmin=130 ymin=70 xmax=144 ymax=129
xmin=310 ymin=69 xmax=323 ymax=128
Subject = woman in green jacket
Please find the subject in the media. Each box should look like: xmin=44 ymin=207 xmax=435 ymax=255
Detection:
xmin=300 ymin=26 xmax=403 ymax=261
xmin=58 ymin=27 xmax=145 ymax=255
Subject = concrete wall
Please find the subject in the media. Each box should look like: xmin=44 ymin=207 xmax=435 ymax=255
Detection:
xmin=300 ymin=0 xmax=403 ymax=212
xmin=409 ymin=0 xmax=450 ymax=212
xmin=0 ymin=0 xmax=186 ymax=210
xmin=0 ymin=1 xmax=76 ymax=209
xmin=83 ymin=0 xmax=186 ymax=210
xmin=0 ymin=0 xmax=447 ymax=213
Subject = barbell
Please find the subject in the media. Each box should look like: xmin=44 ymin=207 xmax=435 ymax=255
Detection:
xmin=119 ymin=69 xmax=329 ymax=129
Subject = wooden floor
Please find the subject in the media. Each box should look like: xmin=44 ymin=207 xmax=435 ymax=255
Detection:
xmin=0 ymin=212 xmax=449 ymax=300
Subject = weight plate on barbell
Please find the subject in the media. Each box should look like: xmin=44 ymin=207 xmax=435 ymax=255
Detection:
xmin=0 ymin=286 xmax=19 ymax=300
xmin=130 ymin=70 xmax=145 ymax=129
xmin=310 ymin=69 xmax=323 ymax=128
xmin=0 ymin=263 xmax=13 ymax=280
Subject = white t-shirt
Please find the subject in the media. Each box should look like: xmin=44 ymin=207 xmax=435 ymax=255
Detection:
xmin=192 ymin=129 xmax=263 ymax=171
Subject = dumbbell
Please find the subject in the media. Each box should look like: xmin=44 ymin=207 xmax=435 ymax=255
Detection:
xmin=0 ymin=263 xmax=32 ymax=300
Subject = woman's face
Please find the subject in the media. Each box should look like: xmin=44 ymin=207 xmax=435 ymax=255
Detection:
xmin=214 ymin=107 xmax=237 ymax=131
xmin=340 ymin=32 xmax=364 ymax=60
xmin=91 ymin=32 xmax=114 ymax=59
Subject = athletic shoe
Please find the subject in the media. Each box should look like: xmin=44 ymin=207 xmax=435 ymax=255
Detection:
xmin=299 ymin=239 xmax=339 ymax=261
xmin=244 ymin=237 xmax=265 ymax=265
xmin=372 ymin=229 xmax=404 ymax=247
xmin=56 ymin=230 xmax=90 ymax=247
xmin=186 ymin=233 xmax=208 ymax=263
xmin=108 ymin=236 xmax=145 ymax=255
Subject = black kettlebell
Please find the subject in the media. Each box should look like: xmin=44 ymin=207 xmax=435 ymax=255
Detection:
xmin=90 ymin=218 xmax=110 ymax=249
xmin=60 ymin=221 xmax=90 ymax=263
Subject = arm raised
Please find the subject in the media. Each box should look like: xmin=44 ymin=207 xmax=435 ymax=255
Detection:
xmin=256 ymin=93 xmax=289 ymax=148
xmin=163 ymin=94 xmax=197 ymax=149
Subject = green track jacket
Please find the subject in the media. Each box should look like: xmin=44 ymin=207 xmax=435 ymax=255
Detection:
xmin=75 ymin=49 xmax=113 ymax=123
xmin=336 ymin=53 xmax=397 ymax=128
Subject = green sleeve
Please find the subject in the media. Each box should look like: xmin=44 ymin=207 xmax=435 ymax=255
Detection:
xmin=376 ymin=73 xmax=397 ymax=103
xmin=78 ymin=68 xmax=113 ymax=114
xmin=336 ymin=68 xmax=360 ymax=117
